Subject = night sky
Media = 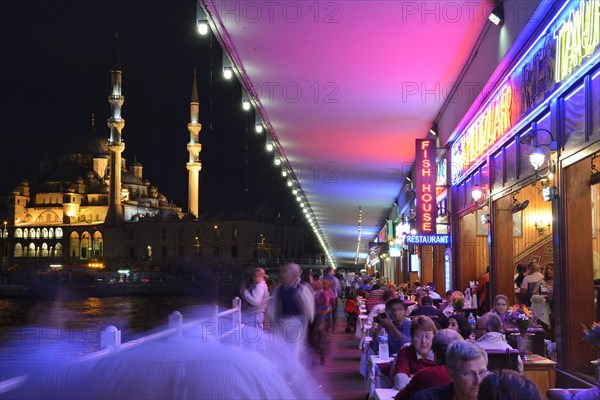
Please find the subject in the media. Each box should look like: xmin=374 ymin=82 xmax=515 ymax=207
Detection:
xmin=1 ymin=0 xmax=299 ymax=220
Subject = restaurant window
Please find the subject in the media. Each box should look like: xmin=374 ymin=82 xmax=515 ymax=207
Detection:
xmin=505 ymin=140 xmax=517 ymax=186
xmin=491 ymin=151 xmax=503 ymax=191
xmin=591 ymin=69 xmax=600 ymax=142
xmin=563 ymin=83 xmax=586 ymax=153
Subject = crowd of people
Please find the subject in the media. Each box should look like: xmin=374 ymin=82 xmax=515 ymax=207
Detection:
xmin=4 ymin=261 xmax=568 ymax=399
xmin=343 ymin=263 xmax=561 ymax=400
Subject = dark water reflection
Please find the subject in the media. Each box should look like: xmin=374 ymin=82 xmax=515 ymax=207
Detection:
xmin=0 ymin=295 xmax=212 ymax=347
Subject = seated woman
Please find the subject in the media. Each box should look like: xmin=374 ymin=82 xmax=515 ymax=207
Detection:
xmin=390 ymin=316 xmax=437 ymax=391
xmin=447 ymin=314 xmax=472 ymax=340
xmin=492 ymin=294 xmax=510 ymax=324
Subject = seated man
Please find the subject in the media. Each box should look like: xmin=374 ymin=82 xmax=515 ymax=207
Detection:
xmin=395 ymin=329 xmax=463 ymax=400
xmin=426 ymin=282 xmax=443 ymax=300
xmin=391 ymin=316 xmax=437 ymax=390
xmin=407 ymin=289 xmax=429 ymax=315
xmin=373 ymin=298 xmax=412 ymax=355
xmin=411 ymin=341 xmax=489 ymax=400
xmin=409 ymin=296 xmax=447 ymax=328
xmin=474 ymin=312 xmax=523 ymax=373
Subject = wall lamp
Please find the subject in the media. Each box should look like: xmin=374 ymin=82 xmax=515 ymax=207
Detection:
xmin=520 ymin=128 xmax=557 ymax=175
xmin=488 ymin=1 xmax=504 ymax=26
xmin=429 ymin=122 xmax=438 ymax=136
xmin=255 ymin=115 xmax=264 ymax=133
xmin=471 ymin=184 xmax=489 ymax=208
xmin=222 ymin=54 xmax=234 ymax=80
xmin=534 ymin=220 xmax=551 ymax=235
xmin=197 ymin=19 xmax=209 ymax=35
xmin=196 ymin=5 xmax=209 ymax=35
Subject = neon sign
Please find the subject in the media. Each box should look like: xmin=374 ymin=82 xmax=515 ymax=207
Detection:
xmin=405 ymin=234 xmax=450 ymax=245
xmin=554 ymin=0 xmax=600 ymax=82
xmin=415 ymin=139 xmax=436 ymax=234
xmin=452 ymin=84 xmax=513 ymax=180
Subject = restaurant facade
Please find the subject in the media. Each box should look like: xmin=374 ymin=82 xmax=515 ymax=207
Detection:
xmin=447 ymin=0 xmax=600 ymax=384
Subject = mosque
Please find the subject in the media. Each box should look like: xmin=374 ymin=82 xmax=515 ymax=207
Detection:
xmin=0 ymin=46 xmax=308 ymax=280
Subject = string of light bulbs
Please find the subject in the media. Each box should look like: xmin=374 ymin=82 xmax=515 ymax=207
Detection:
xmin=354 ymin=206 xmax=362 ymax=265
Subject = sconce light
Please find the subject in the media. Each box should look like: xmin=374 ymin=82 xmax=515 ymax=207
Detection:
xmin=222 ymin=54 xmax=234 ymax=80
xmin=274 ymin=156 xmax=281 ymax=166
xmin=488 ymin=1 xmax=504 ymax=26
xmin=521 ymin=128 xmax=558 ymax=199
xmin=241 ymin=92 xmax=251 ymax=111
xmin=520 ymin=128 xmax=557 ymax=174
xmin=265 ymin=138 xmax=274 ymax=152
xmin=534 ymin=220 xmax=551 ymax=235
xmin=471 ymin=184 xmax=489 ymax=208
xmin=255 ymin=115 xmax=264 ymax=133
xmin=223 ymin=66 xmax=233 ymax=80
xmin=196 ymin=5 xmax=209 ymax=35
xmin=429 ymin=122 xmax=438 ymax=137
xmin=197 ymin=19 xmax=209 ymax=35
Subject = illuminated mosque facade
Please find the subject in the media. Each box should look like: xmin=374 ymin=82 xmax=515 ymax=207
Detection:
xmin=0 ymin=47 xmax=307 ymax=274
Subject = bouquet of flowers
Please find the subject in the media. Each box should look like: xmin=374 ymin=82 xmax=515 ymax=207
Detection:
xmin=581 ymin=322 xmax=600 ymax=351
xmin=507 ymin=304 xmax=535 ymax=334
xmin=399 ymin=283 xmax=409 ymax=293
xmin=450 ymin=292 xmax=465 ymax=311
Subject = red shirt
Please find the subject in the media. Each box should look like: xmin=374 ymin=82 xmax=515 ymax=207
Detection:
xmin=392 ymin=345 xmax=436 ymax=377
xmin=394 ymin=365 xmax=450 ymax=400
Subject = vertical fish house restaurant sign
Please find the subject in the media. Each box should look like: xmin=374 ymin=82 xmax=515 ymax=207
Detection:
xmin=451 ymin=0 xmax=600 ymax=184
xmin=416 ymin=139 xmax=436 ymax=234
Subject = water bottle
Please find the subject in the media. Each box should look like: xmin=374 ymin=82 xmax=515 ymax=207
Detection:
xmin=468 ymin=313 xmax=476 ymax=339
xmin=378 ymin=328 xmax=389 ymax=361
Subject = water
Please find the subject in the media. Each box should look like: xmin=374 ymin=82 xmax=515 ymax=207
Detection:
xmin=0 ymin=294 xmax=222 ymax=382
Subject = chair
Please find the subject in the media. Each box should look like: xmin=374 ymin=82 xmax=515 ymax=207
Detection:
xmin=546 ymin=388 xmax=592 ymax=400
xmin=485 ymin=349 xmax=520 ymax=371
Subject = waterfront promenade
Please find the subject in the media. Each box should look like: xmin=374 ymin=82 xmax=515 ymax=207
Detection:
xmin=309 ymin=306 xmax=366 ymax=400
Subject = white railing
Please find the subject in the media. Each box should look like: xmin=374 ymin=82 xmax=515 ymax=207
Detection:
xmin=0 ymin=297 xmax=243 ymax=395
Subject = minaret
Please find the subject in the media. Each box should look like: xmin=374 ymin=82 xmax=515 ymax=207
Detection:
xmin=106 ymin=33 xmax=125 ymax=225
xmin=186 ymin=69 xmax=202 ymax=217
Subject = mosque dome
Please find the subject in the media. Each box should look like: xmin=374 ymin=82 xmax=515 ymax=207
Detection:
xmin=64 ymin=119 xmax=109 ymax=157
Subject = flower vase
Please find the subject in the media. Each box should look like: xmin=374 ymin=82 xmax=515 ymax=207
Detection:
xmin=516 ymin=332 xmax=530 ymax=361
xmin=592 ymin=359 xmax=600 ymax=383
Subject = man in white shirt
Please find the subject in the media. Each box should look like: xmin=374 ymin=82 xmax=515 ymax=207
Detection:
xmin=240 ymin=267 xmax=269 ymax=329
xmin=474 ymin=312 xmax=523 ymax=372
xmin=520 ymin=263 xmax=544 ymax=306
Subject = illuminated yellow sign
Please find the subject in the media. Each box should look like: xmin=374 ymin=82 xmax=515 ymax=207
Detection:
xmin=453 ymin=84 xmax=513 ymax=175
xmin=88 ymin=262 xmax=105 ymax=269
xmin=554 ymin=0 xmax=600 ymax=82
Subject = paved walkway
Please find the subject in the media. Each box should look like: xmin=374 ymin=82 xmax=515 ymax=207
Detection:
xmin=308 ymin=303 xmax=366 ymax=400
